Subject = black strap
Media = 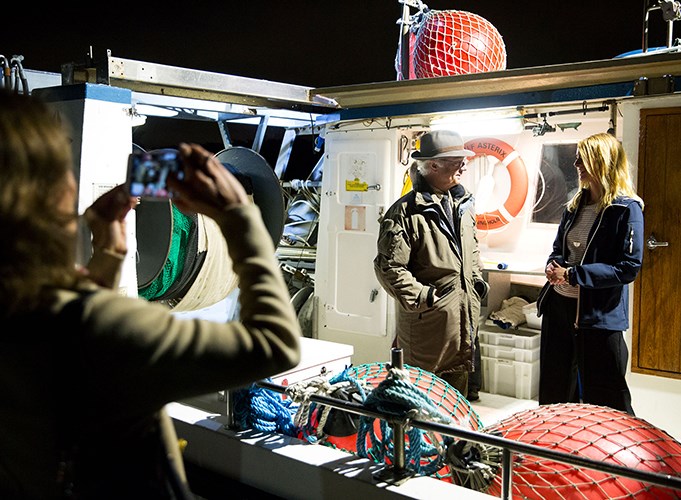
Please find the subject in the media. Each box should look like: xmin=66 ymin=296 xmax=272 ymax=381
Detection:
xmin=441 ymin=193 xmax=454 ymax=226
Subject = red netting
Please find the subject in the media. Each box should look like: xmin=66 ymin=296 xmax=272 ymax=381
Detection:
xmin=346 ymin=362 xmax=482 ymax=431
xmin=412 ymin=10 xmax=506 ymax=78
xmin=484 ymin=403 xmax=681 ymax=499
xmin=317 ymin=363 xmax=481 ymax=482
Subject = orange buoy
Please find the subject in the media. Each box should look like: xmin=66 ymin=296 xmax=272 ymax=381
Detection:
xmin=465 ymin=137 xmax=528 ymax=231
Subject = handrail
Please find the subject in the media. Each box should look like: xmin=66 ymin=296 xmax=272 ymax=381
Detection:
xmin=255 ymin=378 xmax=681 ymax=498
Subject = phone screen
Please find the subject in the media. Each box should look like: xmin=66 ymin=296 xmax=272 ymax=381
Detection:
xmin=127 ymin=150 xmax=184 ymax=199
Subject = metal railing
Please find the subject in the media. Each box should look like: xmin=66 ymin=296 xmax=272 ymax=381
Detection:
xmin=253 ymin=349 xmax=681 ymax=499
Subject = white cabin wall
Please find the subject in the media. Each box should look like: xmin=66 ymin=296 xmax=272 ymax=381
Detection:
xmin=316 ymin=103 xmax=681 ymax=442
xmin=37 ymin=85 xmax=138 ymax=297
xmin=316 ymin=127 xmax=411 ymax=366
xmin=458 ymin=106 xmax=681 ymax=440
xmin=315 ymin=116 xmax=618 ymax=363
xmin=457 ymin=117 xmax=612 ymax=264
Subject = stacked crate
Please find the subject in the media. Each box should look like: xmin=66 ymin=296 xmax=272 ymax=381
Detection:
xmin=479 ymin=319 xmax=541 ymax=400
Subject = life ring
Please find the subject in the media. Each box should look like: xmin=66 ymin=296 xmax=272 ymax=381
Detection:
xmin=464 ymin=137 xmax=528 ymax=231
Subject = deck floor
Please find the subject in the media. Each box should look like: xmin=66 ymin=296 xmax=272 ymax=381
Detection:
xmin=471 ymin=391 xmax=538 ymax=428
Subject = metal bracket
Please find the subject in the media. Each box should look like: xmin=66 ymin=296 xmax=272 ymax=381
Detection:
xmin=633 ymin=75 xmax=676 ymax=95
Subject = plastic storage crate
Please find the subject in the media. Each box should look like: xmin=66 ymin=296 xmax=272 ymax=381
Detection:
xmin=481 ymin=356 xmax=539 ymax=399
xmin=479 ymin=328 xmax=541 ymax=350
xmin=480 ymin=343 xmax=540 ymax=362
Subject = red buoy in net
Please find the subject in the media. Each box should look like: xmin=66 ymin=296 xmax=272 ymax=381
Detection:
xmin=412 ymin=9 xmax=506 ymax=78
xmin=312 ymin=363 xmax=482 ymax=483
xmin=483 ymin=403 xmax=681 ymax=499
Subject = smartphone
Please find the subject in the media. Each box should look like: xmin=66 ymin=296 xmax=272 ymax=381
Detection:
xmin=127 ymin=149 xmax=184 ymax=199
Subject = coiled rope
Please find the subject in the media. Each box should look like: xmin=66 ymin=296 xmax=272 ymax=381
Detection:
xmin=232 ymin=363 xmax=480 ymax=480
xmin=357 ymin=365 xmax=454 ymax=476
xmin=232 ymin=379 xmax=298 ymax=436
xmin=289 ymin=370 xmax=373 ymax=444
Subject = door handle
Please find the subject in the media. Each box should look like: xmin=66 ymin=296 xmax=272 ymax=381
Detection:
xmin=646 ymin=234 xmax=669 ymax=250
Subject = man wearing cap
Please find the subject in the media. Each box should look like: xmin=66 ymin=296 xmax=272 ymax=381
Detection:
xmin=374 ymin=130 xmax=489 ymax=399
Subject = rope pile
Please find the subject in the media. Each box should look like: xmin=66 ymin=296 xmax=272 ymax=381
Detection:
xmin=231 ymin=379 xmax=298 ymax=436
xmin=231 ymin=362 xmax=483 ymax=482
xmin=357 ymin=365 xmax=453 ymax=476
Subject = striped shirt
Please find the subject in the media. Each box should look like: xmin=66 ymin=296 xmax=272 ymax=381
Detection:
xmin=555 ymin=203 xmax=599 ymax=298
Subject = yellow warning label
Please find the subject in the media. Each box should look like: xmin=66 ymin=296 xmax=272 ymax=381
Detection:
xmin=346 ymin=178 xmax=369 ymax=191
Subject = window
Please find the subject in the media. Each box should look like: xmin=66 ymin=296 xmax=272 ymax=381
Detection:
xmin=531 ymin=143 xmax=580 ymax=224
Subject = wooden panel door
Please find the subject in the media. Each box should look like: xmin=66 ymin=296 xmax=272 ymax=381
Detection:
xmin=632 ymin=107 xmax=681 ymax=379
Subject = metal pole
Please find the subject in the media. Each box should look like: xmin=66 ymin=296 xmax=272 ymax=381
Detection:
xmin=643 ymin=0 xmax=651 ymax=53
xmin=398 ymin=2 xmax=411 ymax=80
xmin=226 ymin=389 xmax=237 ymax=429
xmin=370 ymin=347 xmax=414 ymax=485
xmin=501 ymin=447 xmax=512 ymax=500
xmin=667 ymin=19 xmax=675 ymax=47
xmin=390 ymin=348 xmax=406 ymax=471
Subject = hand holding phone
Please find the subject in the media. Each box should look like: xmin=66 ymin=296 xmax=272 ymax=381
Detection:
xmin=167 ymin=143 xmax=250 ymax=220
xmin=127 ymin=149 xmax=184 ymax=199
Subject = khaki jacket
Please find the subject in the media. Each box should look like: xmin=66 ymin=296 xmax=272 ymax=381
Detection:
xmin=374 ymin=177 xmax=488 ymax=376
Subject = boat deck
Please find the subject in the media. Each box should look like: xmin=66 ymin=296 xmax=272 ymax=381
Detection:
xmin=472 ymin=391 xmax=539 ymax=428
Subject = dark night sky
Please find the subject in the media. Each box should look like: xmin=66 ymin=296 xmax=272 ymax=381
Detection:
xmin=1 ymin=1 xmax=667 ymax=88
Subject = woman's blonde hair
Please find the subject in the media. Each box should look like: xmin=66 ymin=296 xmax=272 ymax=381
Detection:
xmin=0 ymin=91 xmax=81 ymax=316
xmin=567 ymin=132 xmax=644 ymax=212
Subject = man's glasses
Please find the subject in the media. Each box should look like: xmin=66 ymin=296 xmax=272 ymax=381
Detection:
xmin=439 ymin=158 xmax=467 ymax=169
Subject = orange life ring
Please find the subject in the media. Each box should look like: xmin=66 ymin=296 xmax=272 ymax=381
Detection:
xmin=464 ymin=137 xmax=528 ymax=231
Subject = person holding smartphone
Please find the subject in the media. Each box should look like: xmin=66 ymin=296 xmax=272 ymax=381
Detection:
xmin=536 ymin=132 xmax=644 ymax=416
xmin=0 ymin=90 xmax=301 ymax=499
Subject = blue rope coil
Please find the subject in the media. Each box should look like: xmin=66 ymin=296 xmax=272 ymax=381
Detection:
xmin=232 ymin=379 xmax=298 ymax=436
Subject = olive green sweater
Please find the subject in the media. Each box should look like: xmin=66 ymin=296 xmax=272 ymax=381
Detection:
xmin=0 ymin=203 xmax=301 ymax=499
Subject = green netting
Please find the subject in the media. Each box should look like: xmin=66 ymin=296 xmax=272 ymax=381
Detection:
xmin=139 ymin=204 xmax=194 ymax=300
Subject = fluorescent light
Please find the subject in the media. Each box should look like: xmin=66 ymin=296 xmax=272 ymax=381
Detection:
xmin=430 ymin=112 xmax=523 ymax=136
xmin=134 ymin=104 xmax=179 ymax=118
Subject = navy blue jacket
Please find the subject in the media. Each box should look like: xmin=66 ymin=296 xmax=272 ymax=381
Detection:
xmin=537 ymin=190 xmax=644 ymax=331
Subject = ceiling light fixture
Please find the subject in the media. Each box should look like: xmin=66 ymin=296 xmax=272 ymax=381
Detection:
xmin=430 ymin=111 xmax=523 ymax=137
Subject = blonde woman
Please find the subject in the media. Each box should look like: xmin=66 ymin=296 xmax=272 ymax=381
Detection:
xmin=537 ymin=132 xmax=644 ymax=415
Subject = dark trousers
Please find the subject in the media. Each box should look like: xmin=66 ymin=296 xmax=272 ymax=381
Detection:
xmin=393 ymin=333 xmax=470 ymax=398
xmin=440 ymin=370 xmax=469 ymax=399
xmin=538 ymin=287 xmax=634 ymax=415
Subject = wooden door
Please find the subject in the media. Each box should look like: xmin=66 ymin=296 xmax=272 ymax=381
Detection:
xmin=632 ymin=107 xmax=681 ymax=379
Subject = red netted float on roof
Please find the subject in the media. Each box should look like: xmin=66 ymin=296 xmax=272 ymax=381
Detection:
xmin=410 ymin=9 xmax=507 ymax=78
